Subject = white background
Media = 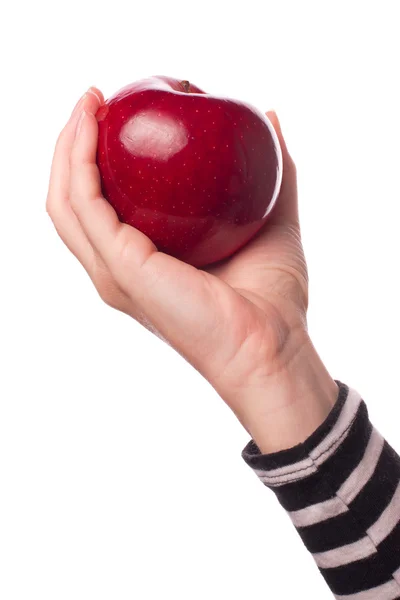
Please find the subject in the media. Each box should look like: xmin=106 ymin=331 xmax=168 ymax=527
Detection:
xmin=1 ymin=1 xmax=400 ymax=598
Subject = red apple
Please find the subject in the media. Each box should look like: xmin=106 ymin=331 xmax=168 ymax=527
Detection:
xmin=96 ymin=76 xmax=282 ymax=267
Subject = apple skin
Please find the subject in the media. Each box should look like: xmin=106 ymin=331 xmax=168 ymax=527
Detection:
xmin=96 ymin=76 xmax=282 ymax=267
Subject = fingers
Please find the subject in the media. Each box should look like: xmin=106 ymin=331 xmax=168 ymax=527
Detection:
xmin=67 ymin=102 xmax=214 ymax=339
xmin=46 ymin=87 xmax=104 ymax=271
xmin=47 ymin=87 xmax=103 ymax=208
xmin=68 ymin=106 xmax=159 ymax=279
xmin=266 ymin=111 xmax=299 ymax=228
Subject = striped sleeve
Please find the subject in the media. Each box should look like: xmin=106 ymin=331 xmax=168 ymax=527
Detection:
xmin=241 ymin=381 xmax=400 ymax=599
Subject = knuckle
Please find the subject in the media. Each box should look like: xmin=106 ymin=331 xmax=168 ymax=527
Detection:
xmin=98 ymin=286 xmax=128 ymax=312
xmin=92 ymin=262 xmax=128 ymax=311
xmin=46 ymin=196 xmax=60 ymax=224
xmin=97 ymin=280 xmax=119 ymax=308
xmin=55 ymin=125 xmax=69 ymax=152
xmin=45 ymin=195 xmax=53 ymax=217
xmin=116 ymin=226 xmax=139 ymax=268
xmin=115 ymin=225 xmax=156 ymax=272
xmin=98 ymin=288 xmax=117 ymax=308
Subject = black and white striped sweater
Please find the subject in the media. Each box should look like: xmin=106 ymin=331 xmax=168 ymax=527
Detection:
xmin=242 ymin=381 xmax=400 ymax=599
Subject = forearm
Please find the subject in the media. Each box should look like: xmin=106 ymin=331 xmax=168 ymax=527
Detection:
xmin=218 ymin=339 xmax=400 ymax=598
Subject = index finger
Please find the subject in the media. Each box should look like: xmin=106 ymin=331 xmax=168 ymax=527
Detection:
xmin=68 ymin=108 xmax=158 ymax=275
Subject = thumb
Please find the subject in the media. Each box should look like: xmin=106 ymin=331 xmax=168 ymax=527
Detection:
xmin=266 ymin=111 xmax=299 ymax=227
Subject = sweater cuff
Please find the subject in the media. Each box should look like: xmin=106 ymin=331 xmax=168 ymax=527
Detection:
xmin=241 ymin=381 xmax=358 ymax=489
xmin=241 ymin=382 xmax=400 ymax=598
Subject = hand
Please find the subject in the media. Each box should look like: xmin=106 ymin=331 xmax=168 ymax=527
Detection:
xmin=46 ymin=88 xmax=337 ymax=452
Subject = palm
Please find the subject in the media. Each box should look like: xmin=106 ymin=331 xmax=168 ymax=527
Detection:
xmin=206 ymin=220 xmax=307 ymax=314
xmin=168 ymin=203 xmax=308 ymax=390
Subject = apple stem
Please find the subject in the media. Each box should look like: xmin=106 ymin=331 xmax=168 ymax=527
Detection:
xmin=181 ymin=80 xmax=191 ymax=93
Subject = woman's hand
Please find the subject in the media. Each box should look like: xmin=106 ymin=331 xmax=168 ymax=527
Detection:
xmin=46 ymin=88 xmax=338 ymax=452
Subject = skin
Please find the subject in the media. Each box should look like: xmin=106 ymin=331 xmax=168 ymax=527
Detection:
xmin=46 ymin=88 xmax=338 ymax=454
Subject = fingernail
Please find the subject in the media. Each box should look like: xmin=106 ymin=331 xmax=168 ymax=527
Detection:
xmin=75 ymin=110 xmax=87 ymax=139
xmin=71 ymin=93 xmax=87 ymax=118
xmin=87 ymin=87 xmax=102 ymax=104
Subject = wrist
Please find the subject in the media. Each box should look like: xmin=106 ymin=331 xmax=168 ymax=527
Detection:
xmin=217 ymin=332 xmax=338 ymax=454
